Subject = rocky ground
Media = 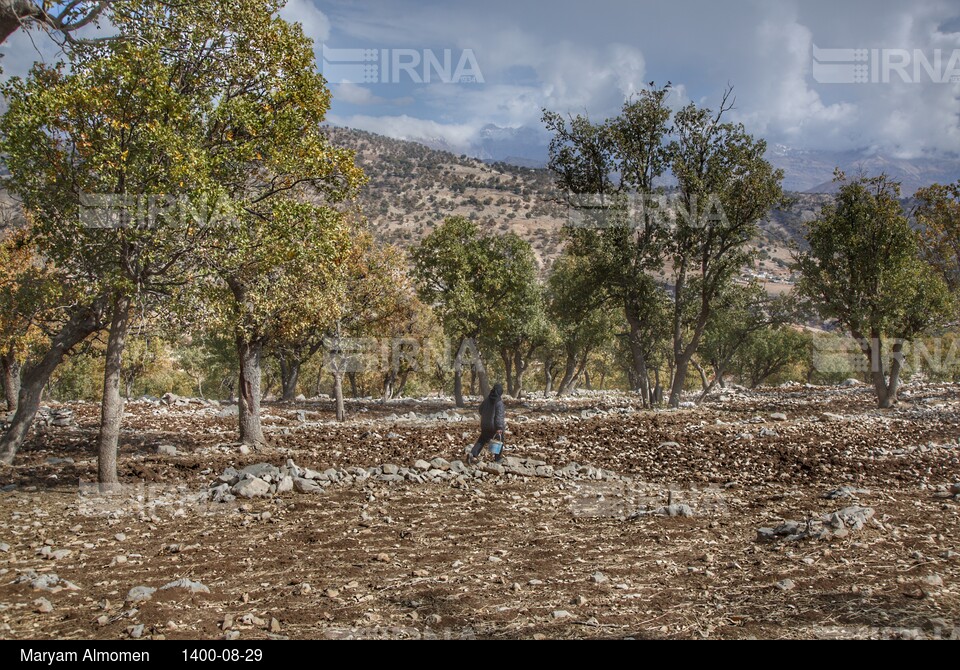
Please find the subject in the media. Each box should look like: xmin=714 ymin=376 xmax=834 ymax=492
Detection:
xmin=0 ymin=382 xmax=958 ymax=640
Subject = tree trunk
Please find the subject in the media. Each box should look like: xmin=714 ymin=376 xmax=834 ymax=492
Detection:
xmin=500 ymin=349 xmax=512 ymax=395
xmin=396 ymin=369 xmax=411 ymax=398
xmin=0 ymin=300 xmax=104 ymax=465
xmin=698 ymin=362 xmax=726 ymax=402
xmin=513 ymin=349 xmax=526 ymax=400
xmin=382 ymin=369 xmax=395 ymax=403
xmin=97 ymin=296 xmax=132 ymax=488
xmin=625 ymin=307 xmax=651 ymax=406
xmin=347 ymin=371 xmax=358 ymax=399
xmin=885 ymin=342 xmax=904 ymax=407
xmin=236 ymin=336 xmax=267 ymax=446
xmin=668 ymin=350 xmax=694 ymax=408
xmin=583 ymin=368 xmax=593 ymax=390
xmin=863 ymin=336 xmax=904 ymax=409
xmin=556 ymin=347 xmax=581 ymax=397
xmin=1 ymin=351 xmax=21 ymax=413
xmin=453 ymin=342 xmax=465 ymax=408
xmin=279 ymin=357 xmax=301 ymax=402
xmin=544 ymin=357 xmax=554 ymax=396
xmin=476 ymin=356 xmax=490 ymax=398
xmin=653 ymin=367 xmax=664 ymax=406
xmin=0 ymin=0 xmax=41 ymax=44
xmin=692 ymin=359 xmax=710 ymax=393
xmin=333 ymin=370 xmax=345 ymax=421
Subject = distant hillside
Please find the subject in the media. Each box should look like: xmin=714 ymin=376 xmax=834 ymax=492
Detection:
xmin=328 ymin=127 xmax=807 ymax=283
xmin=767 ymin=144 xmax=960 ymax=194
xmin=325 ymin=126 xmax=569 ymax=265
xmin=362 ymin=122 xmax=960 ymax=195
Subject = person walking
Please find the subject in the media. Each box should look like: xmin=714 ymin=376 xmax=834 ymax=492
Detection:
xmin=467 ymin=382 xmax=506 ymax=465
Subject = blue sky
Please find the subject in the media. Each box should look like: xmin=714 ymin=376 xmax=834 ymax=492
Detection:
xmin=4 ymin=0 xmax=960 ymax=159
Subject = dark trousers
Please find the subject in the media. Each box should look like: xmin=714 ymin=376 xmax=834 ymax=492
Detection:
xmin=471 ymin=431 xmax=501 ymax=458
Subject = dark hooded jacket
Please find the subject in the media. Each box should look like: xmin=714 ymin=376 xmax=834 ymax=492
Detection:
xmin=478 ymin=383 xmax=506 ymax=436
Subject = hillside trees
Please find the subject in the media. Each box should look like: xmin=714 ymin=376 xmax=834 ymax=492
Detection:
xmin=0 ymin=0 xmax=364 ymax=470
xmin=665 ymin=91 xmax=784 ymax=407
xmin=543 ymin=89 xmax=672 ymax=404
xmin=695 ymin=280 xmax=791 ymax=399
xmin=484 ymin=236 xmax=545 ymax=399
xmin=412 ymin=216 xmax=540 ymax=406
xmin=544 ymin=87 xmax=783 ymax=406
xmin=796 ymin=173 xmax=953 ymax=408
xmin=914 ymin=180 xmax=960 ymax=295
xmin=544 ymin=253 xmax=617 ymax=396
xmin=0 ymin=226 xmax=56 ymax=413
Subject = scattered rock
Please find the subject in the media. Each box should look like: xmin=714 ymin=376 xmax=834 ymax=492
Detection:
xmin=216 ymin=405 xmax=239 ymax=418
xmin=13 ymin=570 xmax=80 ymax=592
xmin=770 ymin=413 xmax=788 ymax=422
xmin=232 ymin=477 xmax=271 ymax=499
xmin=128 ymin=624 xmax=145 ymax=639
xmin=430 ymin=457 xmax=451 ymax=471
xmin=823 ymin=506 xmax=874 ymax=531
xmin=156 ymin=444 xmax=178 ymax=456
xmin=591 ymin=572 xmax=608 ymax=584
xmin=293 ymin=478 xmax=323 ymax=494
xmin=49 ymin=408 xmax=76 ymax=427
xmin=775 ymin=579 xmax=796 ymax=591
xmin=161 ymin=578 xmax=210 ymax=594
xmin=551 ymin=610 xmax=573 ymax=620
xmin=46 ymin=456 xmax=75 ymax=465
xmin=126 ymin=586 xmax=157 ymax=603
xmin=824 ymin=486 xmax=870 ymax=500
xmin=758 ymin=506 xmax=876 ymax=544
xmin=33 ymin=598 xmax=53 ymax=613
xmin=239 ymin=463 xmax=281 ymax=480
xmin=657 ymin=504 xmax=695 ymax=517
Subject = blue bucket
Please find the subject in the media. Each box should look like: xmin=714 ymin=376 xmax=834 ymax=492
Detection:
xmin=488 ymin=439 xmax=503 ymax=456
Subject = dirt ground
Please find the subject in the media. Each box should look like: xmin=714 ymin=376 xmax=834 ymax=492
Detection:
xmin=0 ymin=383 xmax=958 ymax=640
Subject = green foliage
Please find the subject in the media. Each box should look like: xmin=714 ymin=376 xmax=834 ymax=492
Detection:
xmin=796 ymin=173 xmax=952 ymax=342
xmin=914 ymin=180 xmax=960 ymax=295
xmin=412 ymin=216 xmax=540 ymax=346
xmin=698 ymin=280 xmax=792 ymax=379
xmin=796 ymin=172 xmax=953 ymax=406
xmin=732 ymin=326 xmax=810 ymax=388
xmin=545 ymin=252 xmax=616 ymax=359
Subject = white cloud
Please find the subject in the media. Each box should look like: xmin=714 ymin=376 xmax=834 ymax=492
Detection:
xmin=332 ymin=82 xmax=416 ymax=106
xmin=280 ymin=0 xmax=331 ymax=45
xmin=328 ymin=113 xmax=481 ymax=153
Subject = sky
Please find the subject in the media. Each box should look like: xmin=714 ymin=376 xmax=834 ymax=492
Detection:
xmin=3 ymin=0 xmax=960 ymax=160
